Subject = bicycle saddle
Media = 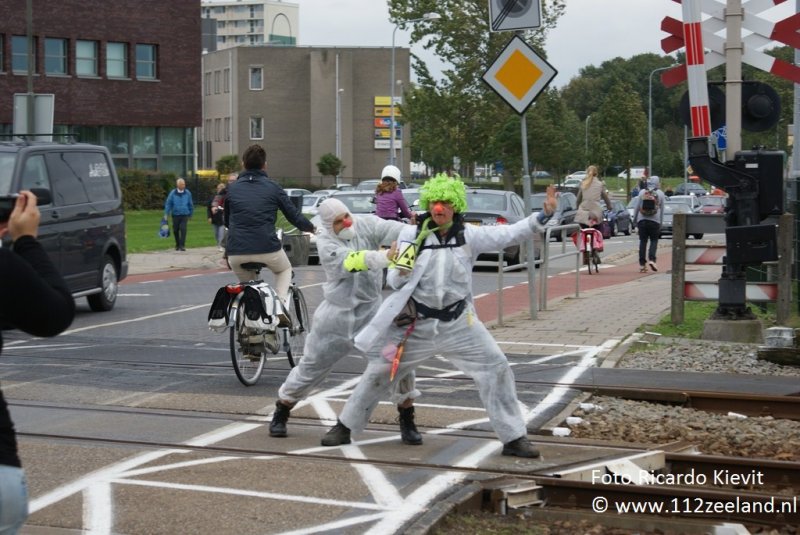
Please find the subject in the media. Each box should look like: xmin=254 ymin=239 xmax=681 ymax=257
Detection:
xmin=240 ymin=262 xmax=268 ymax=271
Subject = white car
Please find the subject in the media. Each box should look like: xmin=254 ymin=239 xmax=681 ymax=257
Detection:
xmin=301 ymin=193 xmax=329 ymax=215
xmin=565 ymin=170 xmax=587 ymax=181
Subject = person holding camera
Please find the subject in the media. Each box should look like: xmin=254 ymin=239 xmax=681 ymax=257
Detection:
xmin=0 ymin=191 xmax=75 ymax=533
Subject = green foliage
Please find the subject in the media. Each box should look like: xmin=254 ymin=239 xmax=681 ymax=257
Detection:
xmin=118 ymin=169 xmax=175 ymax=210
xmin=316 ymin=153 xmax=345 ymax=178
xmin=215 ymin=154 xmax=240 ymax=175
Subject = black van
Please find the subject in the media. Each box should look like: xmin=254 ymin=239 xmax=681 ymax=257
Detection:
xmin=0 ymin=141 xmax=128 ymax=311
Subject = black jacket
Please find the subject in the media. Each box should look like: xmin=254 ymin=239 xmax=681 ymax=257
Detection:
xmin=223 ymin=170 xmax=314 ymax=255
xmin=1 ymin=236 xmax=75 ymax=468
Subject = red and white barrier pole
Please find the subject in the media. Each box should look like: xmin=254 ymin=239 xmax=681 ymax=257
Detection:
xmin=682 ymin=0 xmax=712 ymax=137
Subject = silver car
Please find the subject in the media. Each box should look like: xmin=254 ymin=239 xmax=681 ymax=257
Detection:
xmin=461 ymin=189 xmax=534 ymax=265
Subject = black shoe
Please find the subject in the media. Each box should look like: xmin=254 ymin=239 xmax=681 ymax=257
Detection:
xmin=397 ymin=405 xmax=422 ymax=445
xmin=269 ymin=401 xmax=291 ymax=438
xmin=502 ymin=436 xmax=540 ymax=458
xmin=180 ymin=247 xmax=186 ymax=251
xmin=321 ymin=420 xmax=351 ymax=446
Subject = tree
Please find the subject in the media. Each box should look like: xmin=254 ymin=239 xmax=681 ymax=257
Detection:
xmin=316 ymin=153 xmax=345 ymax=178
xmin=215 ymin=154 xmax=240 ymax=175
xmin=594 ymin=81 xmax=648 ymax=189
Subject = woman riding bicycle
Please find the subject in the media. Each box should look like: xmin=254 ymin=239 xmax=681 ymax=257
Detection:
xmin=574 ymin=165 xmax=613 ymax=230
xmin=374 ymin=165 xmax=414 ymax=223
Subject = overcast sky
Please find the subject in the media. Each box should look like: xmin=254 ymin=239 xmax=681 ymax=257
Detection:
xmin=296 ymin=0 xmax=795 ymax=87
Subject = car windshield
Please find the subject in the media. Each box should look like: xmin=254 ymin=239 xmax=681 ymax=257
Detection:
xmin=402 ymin=190 xmax=420 ymax=209
xmin=700 ymin=196 xmax=725 ymax=206
xmin=302 ymin=195 xmax=322 ymax=207
xmin=465 ymin=192 xmax=507 ymax=211
xmin=664 ymin=202 xmax=691 ymax=214
xmin=332 ymin=193 xmax=375 ymax=213
xmin=0 ymin=153 xmax=14 ymax=193
xmin=530 ymin=194 xmax=546 ymax=211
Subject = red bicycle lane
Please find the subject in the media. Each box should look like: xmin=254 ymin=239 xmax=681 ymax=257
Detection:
xmin=473 ymin=252 xmax=672 ymax=321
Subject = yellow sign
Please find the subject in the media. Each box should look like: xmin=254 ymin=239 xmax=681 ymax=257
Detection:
xmin=374 ymin=96 xmax=402 ymax=106
xmin=395 ymin=241 xmax=417 ymax=271
xmin=374 ymin=106 xmax=401 ymax=118
xmin=482 ymin=35 xmax=557 ymax=115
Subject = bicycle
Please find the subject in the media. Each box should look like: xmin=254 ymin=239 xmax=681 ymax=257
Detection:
xmin=578 ymin=227 xmax=602 ymax=275
xmin=225 ymin=263 xmax=311 ymax=386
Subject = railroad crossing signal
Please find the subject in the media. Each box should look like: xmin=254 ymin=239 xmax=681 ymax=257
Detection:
xmin=660 ymin=0 xmax=800 ymax=87
xmin=482 ymin=35 xmax=557 ymax=115
xmin=488 ymin=0 xmax=542 ymax=32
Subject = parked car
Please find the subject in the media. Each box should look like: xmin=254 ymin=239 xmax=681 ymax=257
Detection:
xmin=284 ymin=188 xmax=312 ymax=197
xmin=626 ymin=197 xmax=638 ymax=222
xmin=356 ymin=179 xmax=408 ymax=191
xmin=660 ymin=200 xmax=703 ymax=239
xmin=462 ymin=188 xmax=533 ymax=265
xmin=673 ymin=182 xmax=709 ymax=196
xmin=0 ymin=141 xmax=128 ymax=311
xmin=565 ymin=170 xmax=587 ymax=181
xmin=301 ymin=193 xmax=329 ymax=215
xmin=560 ymin=177 xmax=582 ymax=194
xmin=605 ymin=200 xmax=632 ymax=236
xmin=699 ymin=195 xmax=727 ymax=214
xmin=668 ymin=194 xmax=703 ymax=213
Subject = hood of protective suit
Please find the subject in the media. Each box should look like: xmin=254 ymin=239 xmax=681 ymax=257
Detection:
xmin=318 ymin=198 xmax=350 ymax=232
xmin=647 ymin=176 xmax=660 ymax=189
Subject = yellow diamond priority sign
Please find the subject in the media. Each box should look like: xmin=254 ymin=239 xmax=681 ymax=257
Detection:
xmin=482 ymin=35 xmax=557 ymax=115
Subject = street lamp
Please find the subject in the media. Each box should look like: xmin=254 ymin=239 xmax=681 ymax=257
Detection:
xmin=335 ymin=88 xmax=344 ymax=185
xmin=648 ymin=64 xmax=678 ymax=178
xmin=584 ymin=114 xmax=591 ymax=165
xmin=390 ymin=12 xmax=441 ymax=166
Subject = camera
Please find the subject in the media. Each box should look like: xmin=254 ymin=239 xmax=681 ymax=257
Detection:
xmin=0 ymin=194 xmax=20 ymax=223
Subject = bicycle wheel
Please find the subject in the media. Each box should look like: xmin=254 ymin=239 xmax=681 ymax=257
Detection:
xmin=591 ymin=250 xmax=601 ymax=274
xmin=230 ymin=299 xmax=266 ymax=386
xmin=285 ymin=286 xmax=310 ymax=368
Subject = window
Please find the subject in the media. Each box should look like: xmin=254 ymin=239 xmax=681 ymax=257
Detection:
xmin=204 ymin=72 xmax=211 ymax=95
xmin=160 ymin=127 xmax=186 ymax=154
xmin=106 ymin=42 xmax=127 ymax=78
xmin=132 ymin=127 xmax=156 ymax=155
xmin=204 ymin=119 xmax=212 ymax=141
xmin=12 ymin=35 xmax=35 ymax=72
xmin=249 ymin=67 xmax=263 ymax=90
xmin=76 ymin=40 xmax=98 ymax=76
xmin=135 ymin=44 xmax=157 ymax=79
xmin=223 ymin=68 xmax=230 ymax=93
xmin=21 ymin=155 xmax=52 ymax=193
xmin=214 ymin=70 xmax=220 ymax=94
xmin=104 ymin=126 xmax=129 ymax=154
xmin=46 ymin=151 xmax=116 ymax=203
xmin=250 ymin=117 xmax=263 ymax=140
xmin=214 ymin=118 xmax=221 ymax=142
xmin=224 ymin=117 xmax=231 ymax=141
xmin=45 ymin=38 xmax=67 ymax=75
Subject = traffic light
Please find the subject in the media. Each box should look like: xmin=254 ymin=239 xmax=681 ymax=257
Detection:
xmin=680 ymin=82 xmax=781 ymax=133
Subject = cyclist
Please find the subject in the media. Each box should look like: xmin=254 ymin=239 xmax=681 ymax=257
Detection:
xmin=223 ymin=144 xmax=315 ymax=312
xmin=269 ymin=198 xmax=423 ymax=445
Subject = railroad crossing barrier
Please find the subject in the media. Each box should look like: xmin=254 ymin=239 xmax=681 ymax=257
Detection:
xmin=670 ymin=213 xmax=792 ymax=324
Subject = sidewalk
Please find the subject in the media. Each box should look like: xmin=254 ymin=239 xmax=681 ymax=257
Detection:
xmin=127 ymin=245 xmax=717 ymax=354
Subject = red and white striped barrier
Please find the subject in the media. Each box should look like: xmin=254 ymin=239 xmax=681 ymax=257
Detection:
xmin=684 ymin=282 xmax=778 ymax=302
xmin=685 ymin=246 xmax=725 ymax=264
xmin=682 ymin=0 xmax=711 ymax=136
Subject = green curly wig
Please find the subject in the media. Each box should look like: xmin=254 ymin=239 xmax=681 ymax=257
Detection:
xmin=419 ymin=173 xmax=467 ymax=213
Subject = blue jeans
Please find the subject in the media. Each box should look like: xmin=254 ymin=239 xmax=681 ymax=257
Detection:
xmin=0 ymin=465 xmax=28 ymax=535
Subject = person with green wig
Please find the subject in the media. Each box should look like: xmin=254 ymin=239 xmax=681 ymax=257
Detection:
xmin=320 ymin=174 xmax=556 ymax=458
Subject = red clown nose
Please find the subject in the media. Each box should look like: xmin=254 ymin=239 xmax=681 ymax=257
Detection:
xmin=342 ymin=218 xmax=353 ymax=228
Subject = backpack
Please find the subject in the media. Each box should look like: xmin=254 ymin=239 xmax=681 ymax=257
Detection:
xmin=640 ymin=189 xmax=659 ymax=216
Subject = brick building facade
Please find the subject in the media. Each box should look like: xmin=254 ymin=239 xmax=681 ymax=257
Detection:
xmin=0 ymin=0 xmax=201 ymax=174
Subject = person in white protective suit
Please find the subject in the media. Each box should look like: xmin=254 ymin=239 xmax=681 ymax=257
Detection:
xmin=269 ymin=198 xmax=423 ymax=444
xmin=320 ymin=174 xmax=556 ymax=457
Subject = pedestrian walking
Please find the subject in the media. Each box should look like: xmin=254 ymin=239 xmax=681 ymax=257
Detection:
xmin=164 ymin=178 xmax=194 ymax=251
xmin=631 ymin=176 xmax=667 ymax=272
xmin=207 ymin=182 xmax=226 ymax=251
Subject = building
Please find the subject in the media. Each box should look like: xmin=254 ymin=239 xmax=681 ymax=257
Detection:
xmin=201 ymin=45 xmax=411 ymax=186
xmin=201 ymin=0 xmax=299 ymax=49
xmin=0 ymin=0 xmax=201 ymax=175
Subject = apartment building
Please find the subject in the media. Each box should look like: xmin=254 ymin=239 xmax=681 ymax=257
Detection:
xmin=0 ymin=0 xmax=201 ymax=175
xmin=201 ymin=0 xmax=299 ymax=49
xmin=201 ymin=45 xmax=411 ymax=185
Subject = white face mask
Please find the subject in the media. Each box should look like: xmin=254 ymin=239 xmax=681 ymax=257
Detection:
xmin=337 ymin=226 xmax=355 ymax=241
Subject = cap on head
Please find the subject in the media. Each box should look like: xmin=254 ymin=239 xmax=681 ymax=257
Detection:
xmin=419 ymin=173 xmax=467 ymax=213
xmin=317 ymin=198 xmax=350 ymax=231
xmin=380 ymin=165 xmax=401 ymax=182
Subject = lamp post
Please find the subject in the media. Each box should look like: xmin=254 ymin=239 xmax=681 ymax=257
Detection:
xmin=335 ymin=88 xmax=344 ymax=185
xmin=390 ymin=12 xmax=440 ymax=166
xmin=648 ymin=64 xmax=678 ymax=178
xmin=584 ymin=114 xmax=591 ymax=165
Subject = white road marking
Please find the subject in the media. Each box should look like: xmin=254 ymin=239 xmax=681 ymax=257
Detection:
xmin=62 ymin=304 xmax=208 ymax=335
